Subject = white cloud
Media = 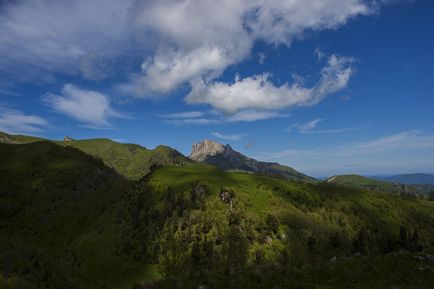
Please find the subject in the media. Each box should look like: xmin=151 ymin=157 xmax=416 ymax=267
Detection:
xmin=129 ymin=0 xmax=371 ymax=95
xmin=258 ymin=52 xmax=266 ymax=64
xmin=211 ymin=132 xmax=247 ymax=141
xmin=297 ymin=118 xmax=324 ymax=133
xmin=43 ymin=84 xmax=125 ymax=127
xmin=0 ymin=107 xmax=48 ymax=134
xmin=186 ymin=55 xmax=354 ymax=113
xmin=166 ymin=118 xmax=220 ymax=126
xmin=288 ymin=118 xmax=367 ymax=134
xmin=227 ymin=110 xmax=289 ymax=122
xmin=0 ymin=0 xmax=134 ymax=81
xmin=160 ymin=108 xmax=289 ymax=125
xmin=160 ymin=111 xmax=205 ymax=119
xmin=0 ymin=0 xmax=380 ymax=99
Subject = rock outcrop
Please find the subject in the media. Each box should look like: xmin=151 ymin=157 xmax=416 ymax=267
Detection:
xmin=189 ymin=139 xmax=316 ymax=183
xmin=190 ymin=140 xmax=226 ymax=162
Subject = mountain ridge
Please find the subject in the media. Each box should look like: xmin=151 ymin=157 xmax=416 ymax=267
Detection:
xmin=189 ymin=139 xmax=316 ymax=183
xmin=326 ymin=174 xmax=434 ymax=196
xmin=0 ymin=131 xmax=192 ymax=180
xmin=372 ymin=173 xmax=434 ymax=186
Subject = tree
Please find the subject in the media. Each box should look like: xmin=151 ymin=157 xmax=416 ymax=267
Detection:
xmin=399 ymin=226 xmax=409 ymax=248
xmin=265 ymin=214 xmax=279 ymax=234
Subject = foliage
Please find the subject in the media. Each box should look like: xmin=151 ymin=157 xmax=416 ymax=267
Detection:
xmin=0 ymin=142 xmax=433 ymax=289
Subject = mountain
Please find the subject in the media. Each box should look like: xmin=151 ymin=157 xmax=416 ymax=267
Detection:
xmin=326 ymin=174 xmax=433 ymax=196
xmin=0 ymin=131 xmax=44 ymax=144
xmin=58 ymin=138 xmax=192 ymax=180
xmin=0 ymin=131 xmax=192 ymax=180
xmin=1 ymin=141 xmax=434 ymax=289
xmin=189 ymin=139 xmax=317 ymax=183
xmin=373 ymin=173 xmax=434 ymax=186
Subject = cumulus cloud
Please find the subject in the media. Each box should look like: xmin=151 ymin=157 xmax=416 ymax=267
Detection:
xmin=211 ymin=132 xmax=247 ymax=141
xmin=43 ymin=84 xmax=125 ymax=127
xmin=130 ymin=0 xmax=369 ymax=95
xmin=186 ymin=55 xmax=354 ymax=113
xmin=0 ymin=0 xmax=376 ymax=92
xmin=0 ymin=107 xmax=48 ymax=134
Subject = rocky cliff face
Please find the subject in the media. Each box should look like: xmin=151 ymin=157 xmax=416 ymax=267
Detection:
xmin=190 ymin=140 xmax=227 ymax=162
xmin=189 ymin=139 xmax=316 ymax=183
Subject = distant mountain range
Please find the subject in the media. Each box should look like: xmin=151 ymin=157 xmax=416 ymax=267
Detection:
xmin=189 ymin=139 xmax=316 ymax=183
xmin=326 ymin=174 xmax=434 ymax=196
xmin=0 ymin=132 xmax=314 ymax=182
xmin=372 ymin=173 xmax=434 ymax=186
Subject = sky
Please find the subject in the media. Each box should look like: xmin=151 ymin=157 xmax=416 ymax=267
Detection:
xmin=0 ymin=0 xmax=433 ymax=177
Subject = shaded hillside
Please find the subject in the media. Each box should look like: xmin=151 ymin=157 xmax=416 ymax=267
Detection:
xmin=326 ymin=174 xmax=433 ymax=196
xmin=58 ymin=138 xmax=192 ymax=180
xmin=0 ymin=142 xmax=159 ymax=289
xmin=0 ymin=131 xmax=192 ymax=180
xmin=190 ymin=140 xmax=316 ymax=183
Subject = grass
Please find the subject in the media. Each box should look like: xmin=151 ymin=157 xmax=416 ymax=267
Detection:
xmin=0 ymin=142 xmax=433 ymax=289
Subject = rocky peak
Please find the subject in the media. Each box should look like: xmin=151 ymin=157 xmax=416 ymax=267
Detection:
xmin=64 ymin=136 xmax=75 ymax=142
xmin=189 ymin=139 xmax=227 ymax=162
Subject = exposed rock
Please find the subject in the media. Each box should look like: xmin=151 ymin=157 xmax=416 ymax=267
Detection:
xmin=189 ymin=139 xmax=316 ymax=182
xmin=0 ymin=136 xmax=19 ymax=144
xmin=193 ymin=183 xmax=207 ymax=197
xmin=219 ymin=190 xmax=234 ymax=212
xmin=190 ymin=139 xmax=226 ymax=162
xmin=64 ymin=136 xmax=75 ymax=142
xmin=263 ymin=235 xmax=273 ymax=245
xmin=417 ymin=265 xmax=434 ymax=272
xmin=219 ymin=191 xmax=232 ymax=204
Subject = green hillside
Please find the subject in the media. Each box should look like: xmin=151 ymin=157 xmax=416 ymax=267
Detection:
xmin=57 ymin=138 xmax=192 ymax=180
xmin=0 ymin=131 xmax=44 ymax=144
xmin=1 ymin=141 xmax=433 ymax=289
xmin=326 ymin=174 xmax=433 ymax=196
xmin=0 ymin=131 xmax=193 ymax=180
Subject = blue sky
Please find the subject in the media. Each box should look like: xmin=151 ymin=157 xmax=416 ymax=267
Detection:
xmin=0 ymin=0 xmax=433 ymax=177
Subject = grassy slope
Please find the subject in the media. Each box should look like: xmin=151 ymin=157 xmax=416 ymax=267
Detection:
xmin=57 ymin=138 xmax=192 ymax=180
xmin=0 ymin=131 xmax=193 ymax=181
xmin=326 ymin=175 xmax=399 ymax=192
xmin=1 ymin=142 xmax=433 ymax=289
xmin=0 ymin=131 xmax=44 ymax=144
xmin=143 ymin=165 xmax=434 ymax=288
